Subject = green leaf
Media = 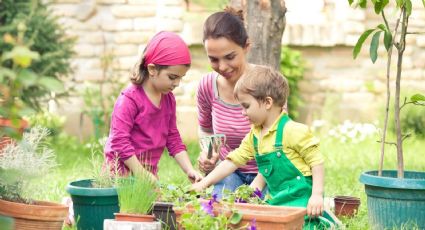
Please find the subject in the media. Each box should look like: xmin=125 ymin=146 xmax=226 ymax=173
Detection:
xmin=359 ymin=0 xmax=367 ymax=8
xmin=405 ymin=0 xmax=412 ymax=16
xmin=348 ymin=0 xmax=354 ymax=5
xmin=374 ymin=0 xmax=389 ymax=14
xmin=229 ymin=212 xmax=242 ymax=225
xmin=396 ymin=0 xmax=404 ymax=8
xmin=353 ymin=29 xmax=375 ymax=59
xmin=383 ymin=30 xmax=392 ymax=51
xmin=370 ymin=31 xmax=381 ymax=63
xmin=18 ymin=69 xmax=38 ymax=87
xmin=411 ymin=94 xmax=425 ymax=102
xmin=422 ymin=0 xmax=425 ymax=8
xmin=38 ymin=77 xmax=64 ymax=93
xmin=0 ymin=67 xmax=17 ymax=81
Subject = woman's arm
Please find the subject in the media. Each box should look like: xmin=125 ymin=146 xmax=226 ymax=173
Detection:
xmin=250 ymin=173 xmax=266 ymax=191
xmin=174 ymin=150 xmax=203 ymax=183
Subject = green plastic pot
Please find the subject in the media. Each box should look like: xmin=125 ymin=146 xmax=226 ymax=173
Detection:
xmin=0 ymin=215 xmax=14 ymax=230
xmin=360 ymin=170 xmax=425 ymax=230
xmin=66 ymin=179 xmax=119 ymax=230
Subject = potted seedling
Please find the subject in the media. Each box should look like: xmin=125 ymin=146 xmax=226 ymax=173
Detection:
xmin=0 ymin=127 xmax=68 ymax=230
xmin=104 ymin=172 xmax=161 ymax=229
xmin=349 ymin=0 xmax=425 ymax=229
xmin=66 ymin=153 xmax=119 ymax=230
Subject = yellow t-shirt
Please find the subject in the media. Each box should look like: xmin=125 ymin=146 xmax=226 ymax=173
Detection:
xmin=226 ymin=112 xmax=324 ymax=176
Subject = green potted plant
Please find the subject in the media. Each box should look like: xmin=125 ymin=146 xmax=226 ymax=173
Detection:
xmin=66 ymin=154 xmax=120 ymax=230
xmin=349 ymin=0 xmax=425 ymax=229
xmin=0 ymin=126 xmax=68 ymax=230
xmin=115 ymin=173 xmax=158 ymax=222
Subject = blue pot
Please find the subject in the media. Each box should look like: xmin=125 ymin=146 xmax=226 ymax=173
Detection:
xmin=359 ymin=170 xmax=425 ymax=230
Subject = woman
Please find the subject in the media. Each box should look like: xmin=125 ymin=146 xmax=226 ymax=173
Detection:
xmin=196 ymin=7 xmax=258 ymax=198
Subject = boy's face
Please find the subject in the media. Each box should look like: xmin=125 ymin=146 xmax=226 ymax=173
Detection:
xmin=237 ymin=92 xmax=268 ymax=126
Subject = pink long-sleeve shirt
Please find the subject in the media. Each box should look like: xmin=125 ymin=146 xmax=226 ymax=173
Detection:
xmin=104 ymin=84 xmax=186 ymax=176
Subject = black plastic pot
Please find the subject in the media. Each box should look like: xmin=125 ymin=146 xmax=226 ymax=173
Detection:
xmin=152 ymin=202 xmax=176 ymax=230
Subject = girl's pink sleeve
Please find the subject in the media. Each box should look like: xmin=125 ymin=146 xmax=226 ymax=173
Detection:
xmin=197 ymin=73 xmax=214 ymax=133
xmin=166 ymin=94 xmax=186 ymax=157
xmin=108 ymin=94 xmax=138 ymax=160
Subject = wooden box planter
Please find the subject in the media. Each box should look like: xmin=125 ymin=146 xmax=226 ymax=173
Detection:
xmin=174 ymin=200 xmax=306 ymax=230
xmin=360 ymin=170 xmax=425 ymax=230
xmin=66 ymin=179 xmax=119 ymax=230
xmin=0 ymin=199 xmax=68 ymax=230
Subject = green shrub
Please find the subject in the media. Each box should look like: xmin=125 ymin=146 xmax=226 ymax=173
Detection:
xmin=26 ymin=110 xmax=66 ymax=137
xmin=280 ymin=46 xmax=305 ymax=120
xmin=0 ymin=0 xmax=75 ymax=111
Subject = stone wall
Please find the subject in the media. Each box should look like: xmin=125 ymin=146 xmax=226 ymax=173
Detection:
xmin=49 ymin=0 xmax=425 ymax=140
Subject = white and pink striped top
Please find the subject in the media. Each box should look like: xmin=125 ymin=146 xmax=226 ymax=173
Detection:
xmin=197 ymin=72 xmax=258 ymax=173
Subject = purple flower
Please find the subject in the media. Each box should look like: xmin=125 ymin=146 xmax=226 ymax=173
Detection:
xmin=201 ymin=202 xmax=214 ymax=216
xmin=211 ymin=193 xmax=218 ymax=204
xmin=236 ymin=198 xmax=247 ymax=203
xmin=252 ymin=188 xmax=263 ymax=198
xmin=248 ymin=219 xmax=257 ymax=230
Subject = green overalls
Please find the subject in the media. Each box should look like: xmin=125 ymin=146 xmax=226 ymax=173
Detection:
xmin=253 ymin=115 xmax=334 ymax=229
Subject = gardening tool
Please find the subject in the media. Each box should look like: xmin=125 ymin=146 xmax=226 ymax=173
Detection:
xmin=199 ymin=134 xmax=226 ymax=159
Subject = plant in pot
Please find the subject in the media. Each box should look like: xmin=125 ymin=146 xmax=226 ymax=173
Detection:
xmin=0 ymin=126 xmax=68 ymax=230
xmin=349 ymin=0 xmax=425 ymax=229
xmin=66 ymin=151 xmax=120 ymax=230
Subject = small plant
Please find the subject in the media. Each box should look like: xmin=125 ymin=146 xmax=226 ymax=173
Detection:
xmin=117 ymin=174 xmax=158 ymax=215
xmin=0 ymin=126 xmax=56 ymax=203
xmin=26 ymin=110 xmax=66 ymax=137
xmin=222 ymin=185 xmax=265 ymax=205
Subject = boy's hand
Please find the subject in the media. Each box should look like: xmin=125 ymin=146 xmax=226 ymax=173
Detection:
xmin=307 ymin=194 xmax=324 ymax=218
xmin=190 ymin=180 xmax=208 ymax=192
xmin=197 ymin=150 xmax=219 ymax=173
xmin=187 ymin=169 xmax=203 ymax=183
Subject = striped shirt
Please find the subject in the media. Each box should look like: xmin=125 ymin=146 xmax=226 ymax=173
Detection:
xmin=197 ymin=72 xmax=258 ymax=173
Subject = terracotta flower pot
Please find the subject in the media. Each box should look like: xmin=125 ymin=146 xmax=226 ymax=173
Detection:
xmin=334 ymin=196 xmax=360 ymax=217
xmin=0 ymin=199 xmax=68 ymax=230
xmin=114 ymin=213 xmax=155 ymax=222
xmin=174 ymin=200 xmax=306 ymax=230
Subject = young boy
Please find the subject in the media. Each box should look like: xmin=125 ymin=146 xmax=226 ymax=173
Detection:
xmin=192 ymin=65 xmax=333 ymax=228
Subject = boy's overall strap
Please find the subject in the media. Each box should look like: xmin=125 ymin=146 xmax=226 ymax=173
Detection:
xmin=275 ymin=114 xmax=290 ymax=150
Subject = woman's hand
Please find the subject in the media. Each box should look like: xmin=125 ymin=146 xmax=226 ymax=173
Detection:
xmin=186 ymin=169 xmax=203 ymax=183
xmin=197 ymin=149 xmax=219 ymax=174
xmin=307 ymin=193 xmax=324 ymax=218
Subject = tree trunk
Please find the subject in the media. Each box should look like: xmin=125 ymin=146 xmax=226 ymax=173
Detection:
xmin=229 ymin=0 xmax=287 ymax=70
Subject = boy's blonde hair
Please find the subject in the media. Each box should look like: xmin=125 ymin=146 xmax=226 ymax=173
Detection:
xmin=234 ymin=65 xmax=289 ymax=107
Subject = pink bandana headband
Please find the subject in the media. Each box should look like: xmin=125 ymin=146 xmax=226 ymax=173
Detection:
xmin=143 ymin=31 xmax=191 ymax=67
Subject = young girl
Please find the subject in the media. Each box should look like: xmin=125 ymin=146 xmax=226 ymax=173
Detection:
xmin=192 ymin=66 xmax=334 ymax=228
xmin=104 ymin=31 xmax=202 ymax=183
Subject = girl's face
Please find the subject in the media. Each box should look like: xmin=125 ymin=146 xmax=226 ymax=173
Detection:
xmin=204 ymin=37 xmax=249 ymax=81
xmin=149 ymin=64 xmax=189 ymax=94
xmin=237 ymin=92 xmax=268 ymax=126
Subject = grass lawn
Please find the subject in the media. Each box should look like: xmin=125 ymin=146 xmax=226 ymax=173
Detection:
xmin=34 ymin=131 xmax=425 ymax=229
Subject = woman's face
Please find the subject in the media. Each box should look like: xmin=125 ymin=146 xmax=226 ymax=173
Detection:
xmin=204 ymin=37 xmax=249 ymax=81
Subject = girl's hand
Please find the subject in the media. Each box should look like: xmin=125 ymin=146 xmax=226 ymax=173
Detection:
xmin=197 ymin=150 xmax=219 ymax=174
xmin=187 ymin=169 xmax=203 ymax=183
xmin=307 ymin=194 xmax=324 ymax=218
